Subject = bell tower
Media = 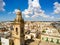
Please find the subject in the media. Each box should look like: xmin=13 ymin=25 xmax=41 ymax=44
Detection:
xmin=12 ymin=9 xmax=24 ymax=45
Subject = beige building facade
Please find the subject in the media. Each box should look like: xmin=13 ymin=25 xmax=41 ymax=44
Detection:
xmin=12 ymin=9 xmax=24 ymax=45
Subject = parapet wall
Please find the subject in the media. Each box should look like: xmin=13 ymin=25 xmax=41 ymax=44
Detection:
xmin=41 ymin=34 xmax=60 ymax=44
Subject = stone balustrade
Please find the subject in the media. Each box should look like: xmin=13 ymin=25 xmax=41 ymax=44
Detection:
xmin=41 ymin=34 xmax=60 ymax=44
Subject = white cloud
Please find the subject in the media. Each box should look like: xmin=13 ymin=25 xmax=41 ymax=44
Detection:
xmin=0 ymin=0 xmax=5 ymax=11
xmin=22 ymin=9 xmax=32 ymax=15
xmin=53 ymin=2 xmax=60 ymax=14
xmin=31 ymin=0 xmax=40 ymax=8
xmin=25 ymin=15 xmax=30 ymax=18
xmin=8 ymin=12 xmax=12 ymax=14
xmin=22 ymin=0 xmax=53 ymax=19
xmin=13 ymin=9 xmax=18 ymax=14
xmin=8 ymin=9 xmax=20 ymax=14
xmin=51 ymin=16 xmax=54 ymax=19
xmin=13 ymin=9 xmax=21 ymax=14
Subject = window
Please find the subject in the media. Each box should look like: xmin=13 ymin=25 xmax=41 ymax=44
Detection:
xmin=16 ymin=28 xmax=18 ymax=35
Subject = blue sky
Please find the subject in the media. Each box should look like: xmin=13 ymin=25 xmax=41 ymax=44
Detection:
xmin=0 ymin=0 xmax=60 ymax=21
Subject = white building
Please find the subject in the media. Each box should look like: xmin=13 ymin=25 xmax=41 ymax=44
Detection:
xmin=1 ymin=37 xmax=12 ymax=45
